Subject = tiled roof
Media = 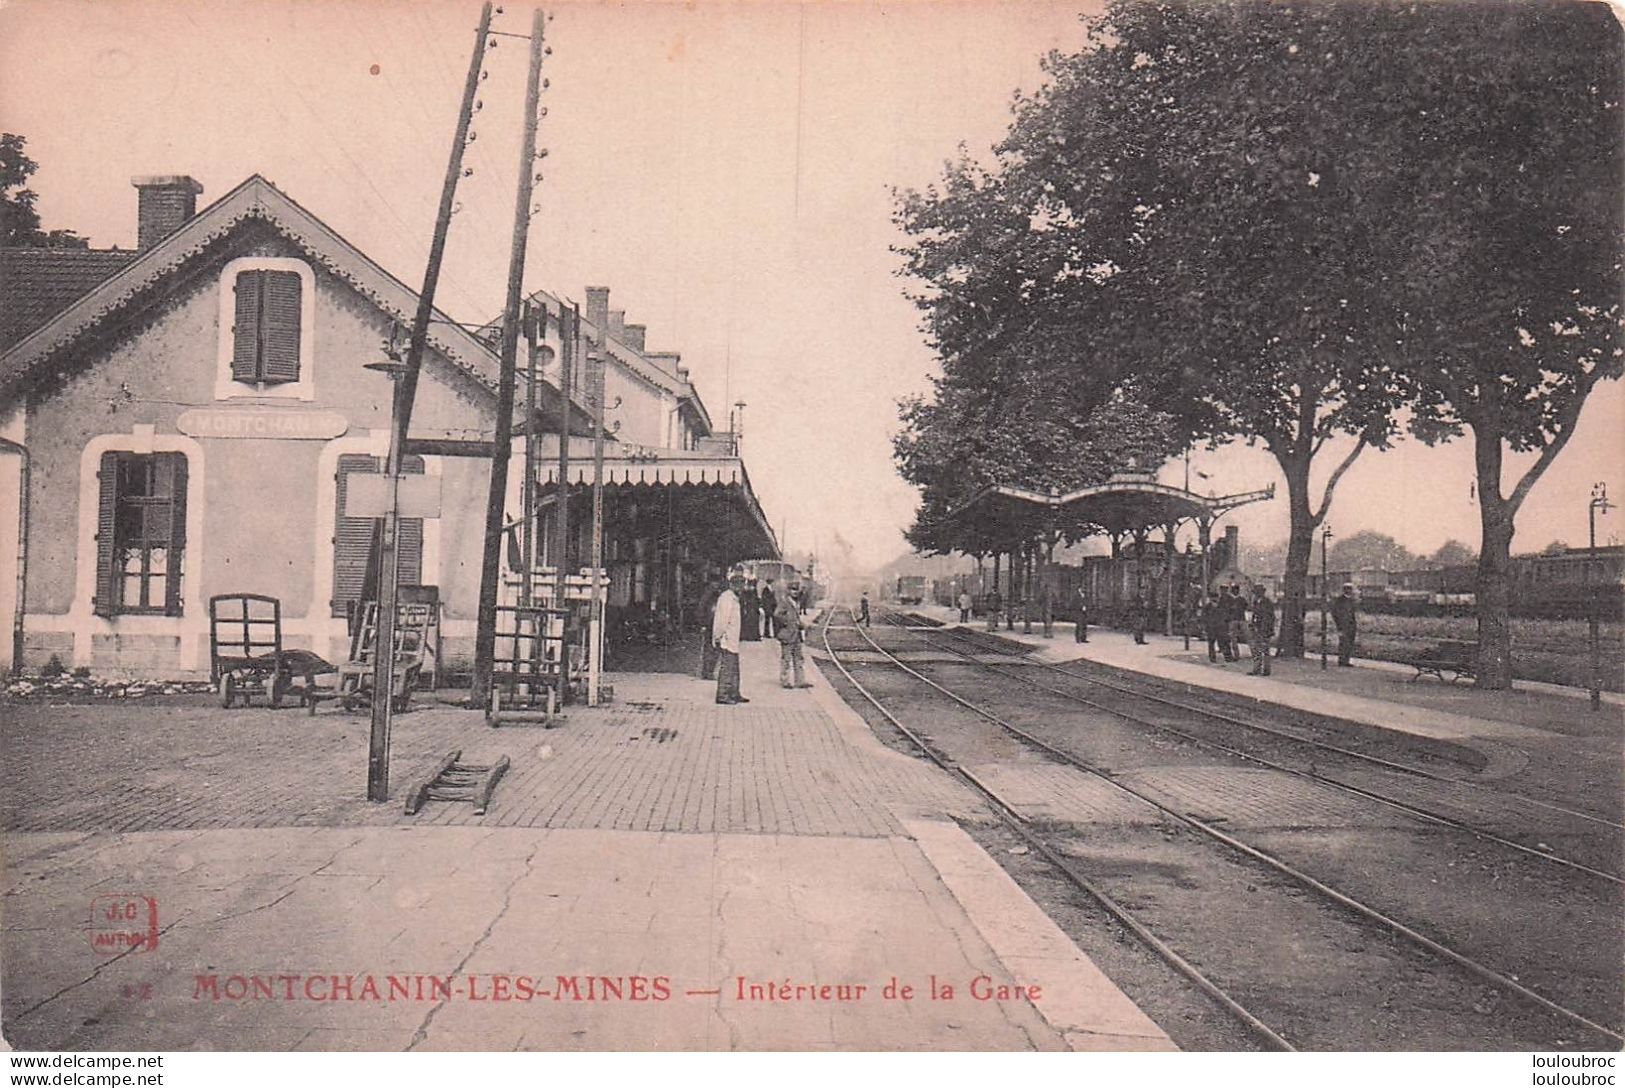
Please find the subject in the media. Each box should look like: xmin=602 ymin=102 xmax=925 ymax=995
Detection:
xmin=0 ymin=246 xmax=138 ymax=352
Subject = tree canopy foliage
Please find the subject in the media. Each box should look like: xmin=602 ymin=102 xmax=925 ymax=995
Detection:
xmin=1 ymin=134 xmax=87 ymax=248
xmin=892 ymin=0 xmax=1621 ymax=677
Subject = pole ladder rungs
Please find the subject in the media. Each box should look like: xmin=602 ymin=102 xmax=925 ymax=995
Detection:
xmin=404 ymin=750 xmax=511 ymax=815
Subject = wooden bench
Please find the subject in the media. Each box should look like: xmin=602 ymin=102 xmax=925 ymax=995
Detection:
xmin=1407 ymin=639 xmax=1478 ymax=684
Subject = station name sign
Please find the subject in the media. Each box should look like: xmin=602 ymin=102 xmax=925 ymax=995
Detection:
xmin=177 ymin=408 xmax=348 ymax=441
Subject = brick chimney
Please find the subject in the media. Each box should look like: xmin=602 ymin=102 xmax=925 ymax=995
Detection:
xmin=649 ymin=351 xmax=682 ymax=377
xmin=608 ymin=309 xmax=626 ymax=341
xmin=584 ymin=286 xmax=610 ymax=337
xmin=132 ymin=176 xmax=204 ymax=251
xmin=623 ymin=324 xmax=646 ymax=353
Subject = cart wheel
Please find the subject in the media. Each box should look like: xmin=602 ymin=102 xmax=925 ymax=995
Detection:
xmin=268 ymin=671 xmax=287 ymax=709
xmin=219 ymin=672 xmax=235 ymax=708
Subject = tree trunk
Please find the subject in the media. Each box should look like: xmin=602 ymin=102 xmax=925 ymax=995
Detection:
xmin=1275 ymin=455 xmax=1316 ymax=658
xmin=1473 ymin=428 xmax=1516 ymax=690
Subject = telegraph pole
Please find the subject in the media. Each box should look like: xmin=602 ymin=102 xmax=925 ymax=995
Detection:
xmin=588 ymin=343 xmax=606 ymax=706
xmin=473 ymin=7 xmax=548 ymax=708
xmin=367 ymin=2 xmax=492 ymax=803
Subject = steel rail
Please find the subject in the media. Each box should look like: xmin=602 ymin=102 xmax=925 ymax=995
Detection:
xmin=919 ymin=615 xmax=1625 ymax=846
xmin=848 ymin=610 xmax=1625 ymax=1046
xmin=816 ymin=607 xmax=1296 ymax=1052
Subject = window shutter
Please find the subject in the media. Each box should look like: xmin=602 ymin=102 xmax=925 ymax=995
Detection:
xmin=93 ymin=451 xmax=120 ymax=617
xmin=259 ymin=271 xmax=302 ymax=384
xmin=398 ymin=456 xmax=425 ymax=586
xmin=163 ymin=454 xmax=188 ymax=616
xmin=231 ymin=270 xmax=265 ymax=383
xmin=332 ymin=454 xmax=380 ymax=617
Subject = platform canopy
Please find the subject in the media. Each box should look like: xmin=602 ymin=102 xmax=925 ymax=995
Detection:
xmin=945 ymin=467 xmax=1274 ymax=545
xmin=536 ymin=445 xmax=779 ymax=564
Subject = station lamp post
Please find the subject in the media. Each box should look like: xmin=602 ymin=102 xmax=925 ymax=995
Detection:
xmin=1588 ymin=484 xmax=1613 ymax=711
xmin=1320 ymin=524 xmax=1332 ymax=671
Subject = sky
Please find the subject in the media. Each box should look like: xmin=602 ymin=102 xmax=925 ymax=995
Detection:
xmin=1 ymin=0 xmax=1619 ymax=570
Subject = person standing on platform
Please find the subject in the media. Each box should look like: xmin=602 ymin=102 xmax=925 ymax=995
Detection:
xmin=1331 ymin=583 xmax=1359 ymax=666
xmin=761 ymin=579 xmax=778 ymax=640
xmin=1247 ymin=584 xmax=1276 ymax=676
xmin=740 ymin=579 xmax=761 ymax=642
xmin=1198 ymin=594 xmax=1222 ymax=663
xmin=1073 ymin=587 xmax=1090 ymax=643
xmin=1222 ymin=584 xmax=1245 ymax=662
xmin=775 ymin=586 xmax=812 ymax=689
xmin=986 ymin=587 xmax=1001 ymax=632
xmin=713 ymin=570 xmax=748 ymax=704
xmin=857 ymin=591 xmax=872 ymax=626
xmin=958 ymin=590 xmax=973 ymax=624
xmin=697 ymin=577 xmax=724 ymax=680
xmin=1132 ymin=591 xmax=1149 ymax=644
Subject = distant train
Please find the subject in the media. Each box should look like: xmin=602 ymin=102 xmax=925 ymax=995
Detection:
xmin=895 ymin=575 xmax=928 ymax=605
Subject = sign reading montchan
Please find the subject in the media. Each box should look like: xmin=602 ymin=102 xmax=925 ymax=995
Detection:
xmin=177 ymin=408 xmax=349 ymax=440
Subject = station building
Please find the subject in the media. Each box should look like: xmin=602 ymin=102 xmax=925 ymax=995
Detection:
xmin=0 ymin=174 xmax=776 ymax=678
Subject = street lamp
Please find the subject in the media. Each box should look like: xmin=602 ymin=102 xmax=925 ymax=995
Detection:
xmin=362 ymin=339 xmax=408 ymax=803
xmin=1320 ymin=524 xmax=1332 ymax=671
xmin=1589 ymin=483 xmax=1613 ymax=711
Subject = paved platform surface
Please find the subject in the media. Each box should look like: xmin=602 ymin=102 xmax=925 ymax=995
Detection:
xmin=1 ymin=638 xmax=1175 ymax=1052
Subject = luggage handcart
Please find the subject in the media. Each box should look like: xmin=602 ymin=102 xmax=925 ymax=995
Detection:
xmin=208 ymin=593 xmax=334 ymax=708
xmin=312 ymin=600 xmax=434 ymax=714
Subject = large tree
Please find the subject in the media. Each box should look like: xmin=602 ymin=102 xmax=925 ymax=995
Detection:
xmin=1382 ymin=3 xmax=1622 ymax=688
xmin=896 ymin=1 xmax=1418 ymax=657
xmin=1 ymin=134 xmax=87 ymax=248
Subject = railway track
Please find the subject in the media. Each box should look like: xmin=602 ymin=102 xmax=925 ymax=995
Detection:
xmin=818 ymin=605 xmax=1624 ymax=1051
xmin=894 ymin=613 xmax=1624 ymax=880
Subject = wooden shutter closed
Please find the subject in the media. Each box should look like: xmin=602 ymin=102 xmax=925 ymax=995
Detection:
xmin=162 ymin=454 xmax=188 ymax=616
xmin=259 ymin=270 xmax=302 ymax=383
xmin=333 ymin=454 xmax=379 ymax=617
xmin=93 ymin=451 xmax=120 ymax=617
xmin=332 ymin=455 xmax=426 ymax=616
xmin=231 ymin=271 xmax=264 ymax=383
xmin=398 ymin=455 xmax=424 ymax=586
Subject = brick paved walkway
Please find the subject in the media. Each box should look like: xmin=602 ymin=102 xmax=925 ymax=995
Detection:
xmin=1 ymin=646 xmax=981 ymax=835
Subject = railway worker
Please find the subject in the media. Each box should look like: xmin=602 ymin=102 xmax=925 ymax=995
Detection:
xmin=958 ymin=590 xmax=973 ymax=624
xmin=713 ymin=569 xmax=749 ymax=704
xmin=1331 ymin=583 xmax=1359 ymax=666
xmin=1131 ymin=592 xmax=1149 ymax=645
xmin=1073 ymin=587 xmax=1090 ymax=643
xmin=858 ymin=591 xmax=872 ymax=627
xmin=1222 ymin=584 xmax=1246 ymax=662
xmin=761 ymin=579 xmax=779 ymax=640
xmin=985 ymin=588 xmax=1001 ymax=632
xmin=697 ymin=577 xmax=725 ymax=680
xmin=1246 ymin=584 xmax=1276 ymax=676
xmin=775 ymin=586 xmax=813 ymax=689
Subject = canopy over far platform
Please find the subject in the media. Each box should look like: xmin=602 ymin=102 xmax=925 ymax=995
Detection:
xmin=946 ymin=467 xmax=1274 ymax=544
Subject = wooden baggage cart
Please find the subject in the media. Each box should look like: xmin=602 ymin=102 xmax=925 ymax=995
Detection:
xmin=311 ymin=600 xmax=434 ymax=714
xmin=208 ymin=594 xmax=334 ymax=708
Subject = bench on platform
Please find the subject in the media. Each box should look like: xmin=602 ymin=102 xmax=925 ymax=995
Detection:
xmin=1407 ymin=639 xmax=1478 ymax=684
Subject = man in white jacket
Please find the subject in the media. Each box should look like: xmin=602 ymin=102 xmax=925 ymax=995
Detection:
xmin=713 ymin=570 xmax=748 ymax=704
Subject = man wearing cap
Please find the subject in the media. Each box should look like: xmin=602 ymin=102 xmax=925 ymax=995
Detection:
xmin=775 ymin=584 xmax=812 ymax=689
xmin=713 ymin=569 xmax=750 ymax=704
xmin=1330 ymin=583 xmax=1359 ymax=667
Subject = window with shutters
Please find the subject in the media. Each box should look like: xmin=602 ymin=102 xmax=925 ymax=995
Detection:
xmin=331 ymin=454 xmax=425 ymax=618
xmin=231 ymin=269 xmax=302 ymax=384
xmin=94 ymin=451 xmax=188 ymax=616
xmin=216 ymin=258 xmax=315 ymax=400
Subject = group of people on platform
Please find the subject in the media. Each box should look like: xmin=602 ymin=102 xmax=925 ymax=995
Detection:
xmin=699 ymin=571 xmax=813 ymax=704
xmin=1009 ymin=580 xmax=1362 ymax=676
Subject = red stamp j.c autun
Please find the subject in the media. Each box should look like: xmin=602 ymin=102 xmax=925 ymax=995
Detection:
xmin=88 ymin=894 xmax=158 ymax=955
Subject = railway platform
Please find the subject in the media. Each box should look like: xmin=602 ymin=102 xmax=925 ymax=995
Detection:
xmin=903 ymin=604 xmax=1623 ymax=743
xmin=0 ymin=637 xmax=1175 ymax=1052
